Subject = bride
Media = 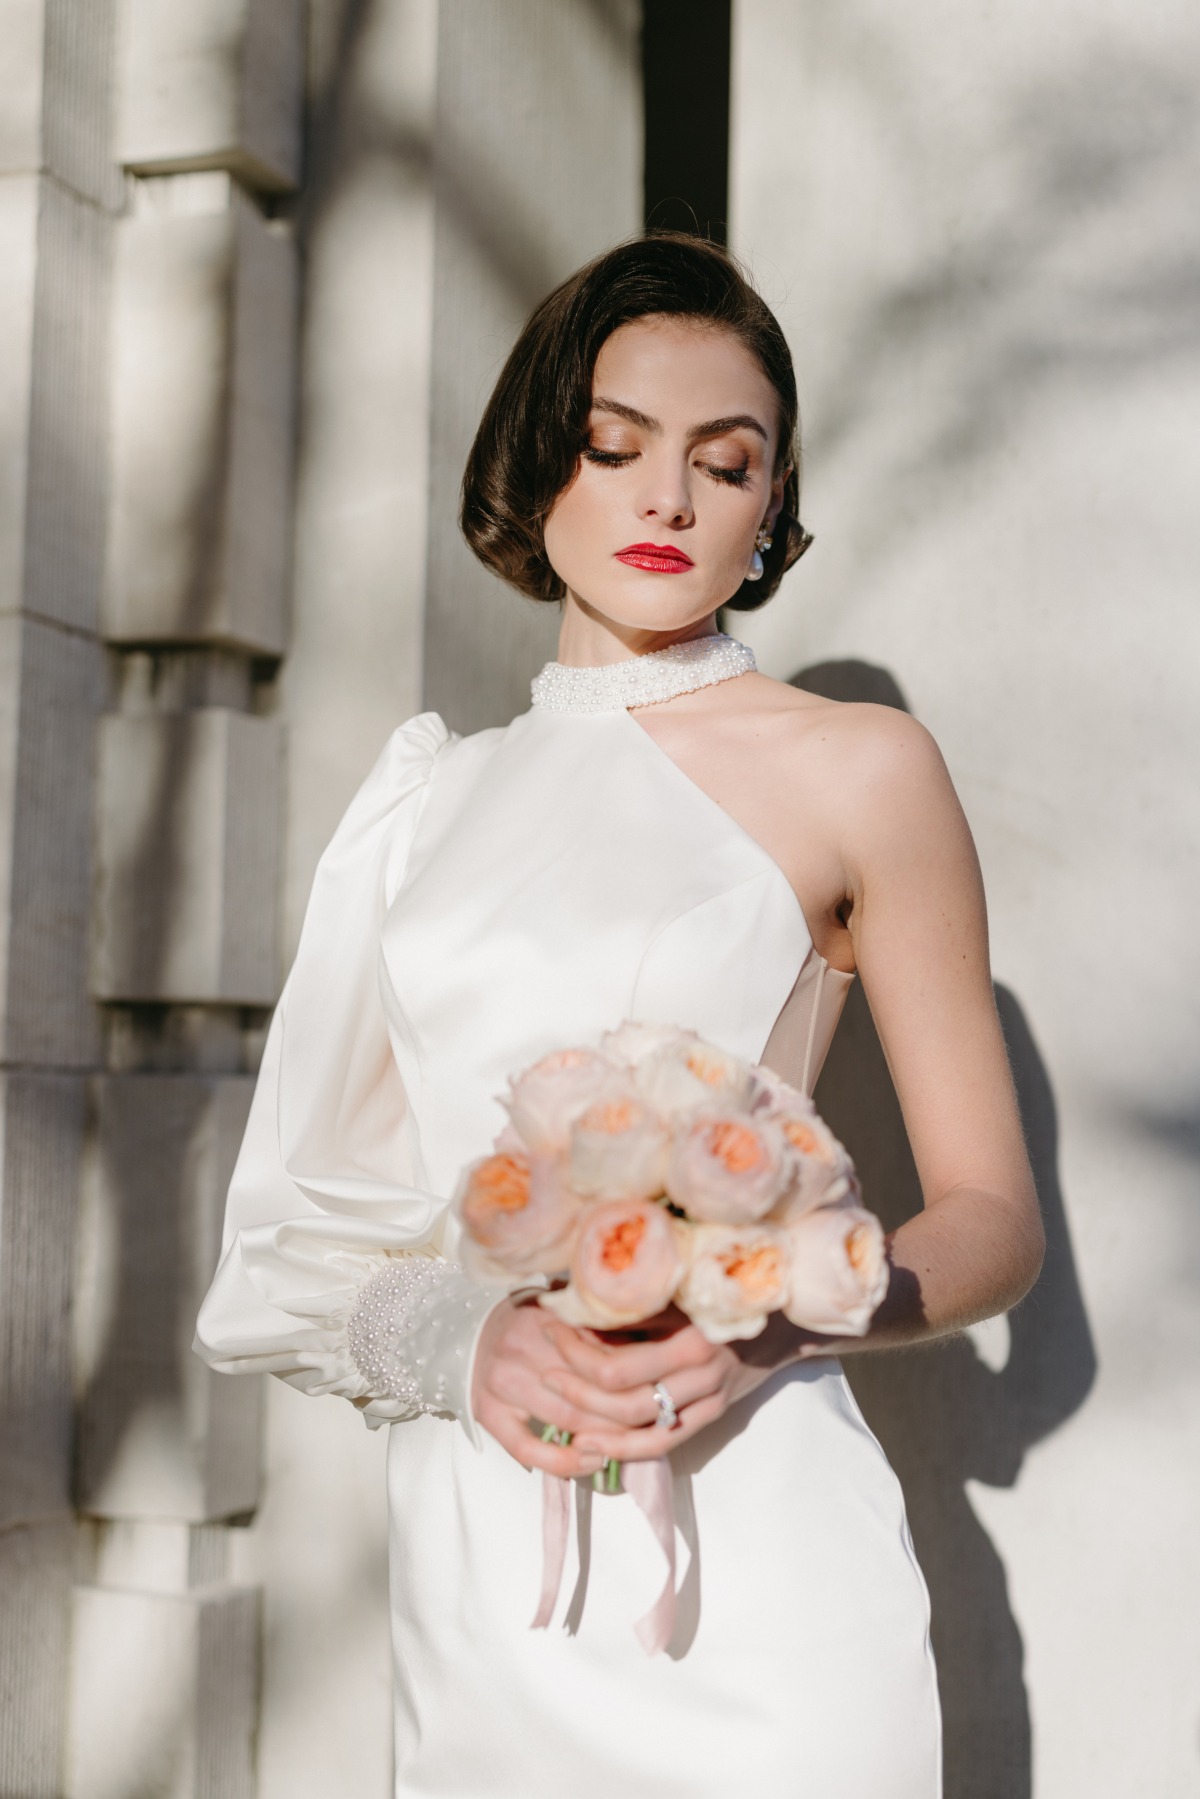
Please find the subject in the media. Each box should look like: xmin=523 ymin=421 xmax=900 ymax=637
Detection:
xmin=196 ymin=233 xmax=1043 ymax=1797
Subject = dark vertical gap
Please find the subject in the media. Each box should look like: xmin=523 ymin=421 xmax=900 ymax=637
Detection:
xmin=641 ymin=1 xmax=732 ymax=243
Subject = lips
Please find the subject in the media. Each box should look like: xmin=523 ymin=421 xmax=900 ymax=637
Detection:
xmin=614 ymin=542 xmax=695 ymax=574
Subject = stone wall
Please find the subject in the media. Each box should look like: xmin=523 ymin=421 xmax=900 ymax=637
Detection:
xmin=0 ymin=2 xmax=641 ymax=1794
xmin=0 ymin=2 xmax=298 ymax=1793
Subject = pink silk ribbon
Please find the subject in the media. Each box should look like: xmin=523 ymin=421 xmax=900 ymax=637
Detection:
xmin=531 ymin=1466 xmax=572 ymax=1631
xmin=531 ymin=1457 xmax=677 ymax=1654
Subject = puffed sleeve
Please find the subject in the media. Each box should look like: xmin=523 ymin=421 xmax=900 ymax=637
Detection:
xmin=193 ymin=713 xmax=500 ymax=1443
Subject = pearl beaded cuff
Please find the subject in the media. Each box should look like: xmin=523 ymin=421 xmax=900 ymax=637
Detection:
xmin=347 ymin=1256 xmax=499 ymax=1439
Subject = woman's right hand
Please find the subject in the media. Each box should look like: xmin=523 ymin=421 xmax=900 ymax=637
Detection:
xmin=471 ymin=1295 xmax=615 ymax=1478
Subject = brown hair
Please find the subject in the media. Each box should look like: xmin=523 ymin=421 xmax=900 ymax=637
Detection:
xmin=460 ymin=232 xmax=811 ymax=611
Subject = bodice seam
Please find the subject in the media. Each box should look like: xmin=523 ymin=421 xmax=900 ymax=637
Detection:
xmin=628 ymin=865 xmax=811 ymax=1023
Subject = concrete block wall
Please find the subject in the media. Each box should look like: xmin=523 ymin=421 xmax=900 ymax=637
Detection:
xmin=66 ymin=1583 xmax=259 ymax=1799
xmin=104 ymin=178 xmax=296 ymax=653
xmin=0 ymin=4 xmax=119 ymax=1788
xmin=92 ymin=709 xmax=281 ymax=1004
xmin=118 ymin=0 xmax=303 ymax=194
xmin=61 ymin=1 xmax=305 ymax=1791
xmin=1 ymin=0 xmax=301 ymax=1791
xmin=0 ymin=1076 xmax=85 ymax=1797
xmin=75 ymin=1074 xmax=259 ymax=1522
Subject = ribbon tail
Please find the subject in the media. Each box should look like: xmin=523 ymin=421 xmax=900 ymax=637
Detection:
xmin=531 ymin=1472 xmax=572 ymax=1631
xmin=622 ymin=1456 xmax=677 ymax=1655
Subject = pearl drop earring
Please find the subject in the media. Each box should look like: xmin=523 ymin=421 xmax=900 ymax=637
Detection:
xmin=745 ymin=527 xmax=773 ymax=583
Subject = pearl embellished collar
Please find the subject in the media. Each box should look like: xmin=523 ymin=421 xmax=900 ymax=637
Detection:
xmin=530 ymin=632 xmax=756 ymax=714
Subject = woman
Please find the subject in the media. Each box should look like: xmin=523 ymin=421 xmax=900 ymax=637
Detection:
xmin=196 ymin=234 xmax=1043 ymax=1796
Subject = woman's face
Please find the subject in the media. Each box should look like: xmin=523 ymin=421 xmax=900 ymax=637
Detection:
xmin=542 ymin=317 xmax=787 ymax=634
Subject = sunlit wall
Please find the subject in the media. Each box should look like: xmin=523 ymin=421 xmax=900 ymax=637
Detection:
xmin=731 ymin=5 xmax=1200 ymax=1793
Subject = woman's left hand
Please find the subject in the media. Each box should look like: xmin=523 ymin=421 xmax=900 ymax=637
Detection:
xmin=540 ymin=1305 xmax=830 ymax=1462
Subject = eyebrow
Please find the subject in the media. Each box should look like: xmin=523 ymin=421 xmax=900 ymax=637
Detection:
xmin=592 ymin=397 xmax=768 ymax=444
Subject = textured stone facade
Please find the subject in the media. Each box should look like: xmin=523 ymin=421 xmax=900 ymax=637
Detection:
xmin=0 ymin=2 xmax=641 ymax=1792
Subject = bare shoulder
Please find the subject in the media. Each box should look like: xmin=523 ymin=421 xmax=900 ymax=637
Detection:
xmin=734 ymin=675 xmax=975 ymax=892
xmin=736 ymin=673 xmax=953 ymax=803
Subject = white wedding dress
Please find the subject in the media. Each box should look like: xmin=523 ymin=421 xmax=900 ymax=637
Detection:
xmin=196 ymin=689 xmax=942 ymax=1798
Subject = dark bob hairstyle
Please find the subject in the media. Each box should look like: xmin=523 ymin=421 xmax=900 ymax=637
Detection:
xmin=460 ymin=233 xmax=812 ymax=612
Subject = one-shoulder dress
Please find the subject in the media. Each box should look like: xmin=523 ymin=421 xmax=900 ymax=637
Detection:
xmin=196 ymin=697 xmax=942 ymax=1798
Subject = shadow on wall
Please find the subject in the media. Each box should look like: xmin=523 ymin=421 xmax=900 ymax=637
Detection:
xmin=797 ymin=659 xmax=1097 ymax=1799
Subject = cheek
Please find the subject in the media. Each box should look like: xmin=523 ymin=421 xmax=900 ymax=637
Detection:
xmin=543 ymin=471 xmax=607 ymax=568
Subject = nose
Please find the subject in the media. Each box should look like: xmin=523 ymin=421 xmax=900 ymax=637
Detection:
xmin=635 ymin=449 xmax=693 ymax=530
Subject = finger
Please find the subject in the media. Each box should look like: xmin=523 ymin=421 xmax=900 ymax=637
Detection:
xmin=573 ymin=1392 xmax=727 ymax=1464
xmin=550 ymin=1318 xmax=721 ymax=1392
xmin=542 ymin=1367 xmax=656 ymax=1427
xmin=544 ymin=1363 xmax=723 ymax=1428
xmin=481 ymin=1360 xmax=623 ymax=1440
xmin=481 ymin=1406 xmax=608 ymax=1478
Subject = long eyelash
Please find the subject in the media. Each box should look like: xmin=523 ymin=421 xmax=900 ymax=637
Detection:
xmin=582 ymin=446 xmax=636 ymax=467
xmin=582 ymin=445 xmax=751 ymax=489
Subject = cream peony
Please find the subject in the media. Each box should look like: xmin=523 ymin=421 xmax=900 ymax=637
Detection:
xmin=634 ymin=1034 xmax=757 ymax=1120
xmin=666 ymin=1112 xmax=791 ymax=1223
xmin=782 ymin=1205 xmax=888 ymax=1336
xmin=541 ymin=1199 xmax=686 ymax=1330
xmin=503 ymin=1047 xmax=618 ymax=1153
xmin=567 ymin=1092 xmax=670 ymax=1202
xmin=454 ymin=1150 xmax=583 ymax=1283
xmin=677 ymin=1223 xmax=791 ymax=1343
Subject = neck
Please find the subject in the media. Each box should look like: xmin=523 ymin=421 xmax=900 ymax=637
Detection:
xmin=555 ymin=590 xmax=721 ymax=667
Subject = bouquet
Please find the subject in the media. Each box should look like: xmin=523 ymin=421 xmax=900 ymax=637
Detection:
xmin=453 ymin=1022 xmax=890 ymax=1651
xmin=456 ymin=1019 xmax=887 ymax=1363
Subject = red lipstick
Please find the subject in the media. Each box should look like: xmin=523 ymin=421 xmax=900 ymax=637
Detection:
xmin=614 ymin=542 xmax=695 ymax=574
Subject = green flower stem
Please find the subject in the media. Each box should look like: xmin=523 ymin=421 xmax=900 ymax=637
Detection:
xmin=596 ymin=1457 xmax=621 ymax=1493
xmin=540 ymin=1424 xmax=619 ymax=1493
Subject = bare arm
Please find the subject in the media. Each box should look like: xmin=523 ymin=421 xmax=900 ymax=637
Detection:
xmin=829 ymin=707 xmax=1044 ymax=1350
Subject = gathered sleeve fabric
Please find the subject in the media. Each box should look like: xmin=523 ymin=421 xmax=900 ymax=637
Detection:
xmin=193 ymin=713 xmax=499 ymax=1442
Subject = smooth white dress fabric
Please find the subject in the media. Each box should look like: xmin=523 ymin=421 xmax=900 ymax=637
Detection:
xmin=196 ymin=701 xmax=942 ymax=1798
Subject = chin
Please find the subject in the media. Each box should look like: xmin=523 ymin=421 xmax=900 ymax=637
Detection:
xmin=565 ymin=573 xmax=731 ymax=634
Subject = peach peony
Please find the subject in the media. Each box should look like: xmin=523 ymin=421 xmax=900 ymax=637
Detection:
xmin=677 ymin=1223 xmax=791 ymax=1343
xmin=634 ymin=1034 xmax=756 ymax=1120
xmin=541 ymin=1199 xmax=686 ymax=1330
xmin=454 ymin=1150 xmax=583 ymax=1283
xmin=503 ymin=1047 xmax=619 ymax=1153
xmin=567 ymin=1092 xmax=670 ymax=1202
xmin=666 ymin=1112 xmax=791 ymax=1224
xmin=782 ymin=1205 xmax=888 ymax=1336
xmin=758 ymin=1082 xmax=859 ymax=1221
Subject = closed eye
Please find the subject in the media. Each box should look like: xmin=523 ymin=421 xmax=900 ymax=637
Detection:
xmin=582 ymin=446 xmax=637 ymax=467
xmin=582 ymin=445 xmax=751 ymax=489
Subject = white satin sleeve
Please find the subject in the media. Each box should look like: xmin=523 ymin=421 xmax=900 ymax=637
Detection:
xmin=193 ymin=713 xmax=502 ymax=1444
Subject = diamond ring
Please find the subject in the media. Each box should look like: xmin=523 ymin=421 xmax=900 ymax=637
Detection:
xmin=653 ymin=1382 xmax=679 ymax=1431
